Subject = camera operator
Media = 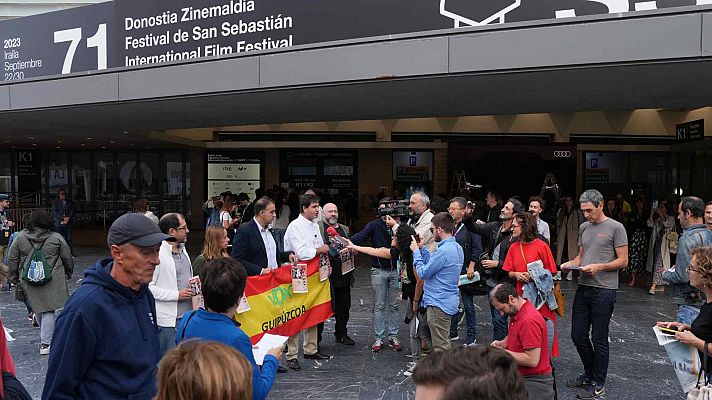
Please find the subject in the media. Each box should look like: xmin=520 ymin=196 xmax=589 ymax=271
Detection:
xmin=388 ymin=193 xmax=436 ymax=252
xmin=350 ymin=201 xmax=403 ymax=352
xmin=462 ymin=198 xmax=525 ymax=342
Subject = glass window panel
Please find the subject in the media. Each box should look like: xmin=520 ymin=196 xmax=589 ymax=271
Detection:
xmin=71 ymin=153 xmax=92 ymax=226
xmin=95 ymin=152 xmax=117 ymax=223
xmin=164 ymin=153 xmax=183 ymax=215
xmin=117 ymin=153 xmax=138 ymax=214
xmin=0 ymin=152 xmax=11 ymax=194
xmin=140 ymin=152 xmax=161 ymax=215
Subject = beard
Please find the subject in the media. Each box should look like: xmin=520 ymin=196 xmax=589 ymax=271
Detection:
xmin=326 ymin=216 xmax=338 ymax=225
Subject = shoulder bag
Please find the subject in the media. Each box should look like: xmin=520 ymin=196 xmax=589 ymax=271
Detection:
xmin=688 ymin=342 xmax=712 ymax=400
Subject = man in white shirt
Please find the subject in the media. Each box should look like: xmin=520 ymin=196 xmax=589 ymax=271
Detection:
xmin=408 ymin=192 xmax=436 ymax=251
xmin=283 ymin=194 xmax=331 ymax=370
xmin=150 ymin=213 xmax=195 ymax=357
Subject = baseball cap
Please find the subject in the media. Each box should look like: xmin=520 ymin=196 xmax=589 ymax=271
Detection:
xmin=107 ymin=213 xmax=176 ymax=248
xmin=0 ymin=194 xmax=9 ymax=200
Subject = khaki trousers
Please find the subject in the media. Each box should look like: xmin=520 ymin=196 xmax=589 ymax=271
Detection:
xmin=286 ymin=325 xmax=318 ymax=360
xmin=426 ymin=306 xmax=452 ymax=352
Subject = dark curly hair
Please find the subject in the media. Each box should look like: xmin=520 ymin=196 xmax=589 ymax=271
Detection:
xmin=25 ymin=210 xmax=53 ymax=231
xmin=395 ymin=225 xmax=416 ymax=267
xmin=513 ymin=212 xmax=538 ymax=243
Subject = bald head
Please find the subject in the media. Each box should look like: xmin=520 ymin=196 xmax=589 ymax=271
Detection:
xmin=323 ymin=203 xmax=339 ymax=225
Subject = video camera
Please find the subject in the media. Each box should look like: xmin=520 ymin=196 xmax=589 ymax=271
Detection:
xmin=376 ymin=199 xmax=409 ymax=218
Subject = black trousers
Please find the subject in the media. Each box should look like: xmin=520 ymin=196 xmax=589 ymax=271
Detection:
xmin=317 ymin=283 xmax=353 ymax=343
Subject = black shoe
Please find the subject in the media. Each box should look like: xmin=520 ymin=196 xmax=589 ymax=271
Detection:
xmin=304 ymin=351 xmax=331 ymax=360
xmin=336 ymin=335 xmax=355 ymax=346
xmin=277 ymin=365 xmax=288 ymax=373
xmin=287 ymin=359 xmax=301 ymax=370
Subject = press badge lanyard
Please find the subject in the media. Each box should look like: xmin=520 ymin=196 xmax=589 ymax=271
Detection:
xmin=453 ymin=223 xmax=464 ymax=237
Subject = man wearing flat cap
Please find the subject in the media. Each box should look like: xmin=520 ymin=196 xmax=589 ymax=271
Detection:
xmin=42 ymin=213 xmax=175 ymax=400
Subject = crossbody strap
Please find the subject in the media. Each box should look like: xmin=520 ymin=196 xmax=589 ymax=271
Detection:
xmin=519 ymin=242 xmax=527 ymax=265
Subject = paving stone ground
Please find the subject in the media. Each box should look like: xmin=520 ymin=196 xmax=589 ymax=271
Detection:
xmin=1 ymin=245 xmax=684 ymax=399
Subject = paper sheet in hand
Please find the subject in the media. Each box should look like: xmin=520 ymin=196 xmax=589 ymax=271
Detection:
xmin=458 ymin=272 xmax=480 ymax=286
xmin=652 ymin=326 xmax=701 ymax=393
xmin=253 ymin=334 xmax=289 ymax=365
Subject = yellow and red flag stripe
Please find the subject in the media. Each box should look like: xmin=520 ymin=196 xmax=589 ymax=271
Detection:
xmin=235 ymin=257 xmax=332 ymax=344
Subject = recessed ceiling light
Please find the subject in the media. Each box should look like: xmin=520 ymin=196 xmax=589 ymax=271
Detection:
xmin=86 ymin=137 xmax=93 ymax=140
xmin=101 ymin=146 xmax=106 ymax=149
xmin=3 ymin=140 xmax=9 ymax=143
xmin=80 ymin=143 xmax=86 ymax=146
xmin=56 ymin=140 xmax=62 ymax=143
xmin=29 ymin=136 xmax=35 ymax=139
xmin=56 ymin=146 xmax=61 ymax=149
xmin=32 ymin=143 xmax=37 ymax=146
xmin=109 ymin=141 xmax=115 ymax=144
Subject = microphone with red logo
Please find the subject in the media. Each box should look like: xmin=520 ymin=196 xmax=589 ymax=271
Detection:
xmin=326 ymin=226 xmax=349 ymax=249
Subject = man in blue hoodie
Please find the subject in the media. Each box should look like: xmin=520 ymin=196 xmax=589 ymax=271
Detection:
xmin=42 ymin=213 xmax=175 ymax=400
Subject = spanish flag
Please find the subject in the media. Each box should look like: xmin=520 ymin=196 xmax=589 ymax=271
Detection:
xmin=235 ymin=257 xmax=333 ymax=344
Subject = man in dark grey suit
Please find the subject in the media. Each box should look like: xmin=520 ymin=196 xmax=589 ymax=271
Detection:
xmin=51 ymin=188 xmax=75 ymax=257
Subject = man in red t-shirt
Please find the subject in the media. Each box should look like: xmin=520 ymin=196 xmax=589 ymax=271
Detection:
xmin=490 ymin=283 xmax=554 ymax=400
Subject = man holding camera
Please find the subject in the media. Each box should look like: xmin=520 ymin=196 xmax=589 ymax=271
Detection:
xmin=350 ymin=201 xmax=402 ymax=352
xmin=407 ymin=192 xmax=436 ymax=252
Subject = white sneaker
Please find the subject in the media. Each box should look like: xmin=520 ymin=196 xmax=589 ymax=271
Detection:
xmin=553 ymin=272 xmax=562 ymax=281
xmin=40 ymin=344 xmax=50 ymax=355
xmin=403 ymin=361 xmax=417 ymax=377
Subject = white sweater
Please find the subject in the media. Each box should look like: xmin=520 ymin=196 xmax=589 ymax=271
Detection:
xmin=149 ymin=241 xmax=192 ymax=327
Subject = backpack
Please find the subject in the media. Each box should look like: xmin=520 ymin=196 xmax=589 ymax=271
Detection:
xmin=20 ymin=235 xmax=52 ymax=286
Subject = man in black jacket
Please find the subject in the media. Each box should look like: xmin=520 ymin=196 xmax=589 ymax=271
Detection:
xmin=320 ymin=203 xmax=356 ymax=346
xmin=463 ymin=197 xmax=524 ymax=341
xmin=232 ymin=197 xmax=295 ymax=276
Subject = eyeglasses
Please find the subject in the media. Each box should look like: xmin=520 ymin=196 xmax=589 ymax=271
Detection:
xmin=176 ymin=226 xmax=188 ymax=231
xmin=687 ymin=264 xmax=702 ymax=273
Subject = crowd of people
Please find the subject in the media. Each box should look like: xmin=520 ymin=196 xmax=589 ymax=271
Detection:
xmin=0 ymin=185 xmax=711 ymax=400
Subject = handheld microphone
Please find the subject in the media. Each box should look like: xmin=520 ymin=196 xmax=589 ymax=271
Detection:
xmin=326 ymin=226 xmax=348 ymax=248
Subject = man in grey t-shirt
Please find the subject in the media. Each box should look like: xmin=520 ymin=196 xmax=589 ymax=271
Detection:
xmin=562 ymin=189 xmax=628 ymax=399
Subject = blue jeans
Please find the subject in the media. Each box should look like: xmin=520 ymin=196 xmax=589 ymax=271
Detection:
xmin=571 ymin=285 xmax=616 ymax=386
xmin=449 ymin=287 xmax=477 ymax=344
xmin=488 ymin=286 xmax=509 ymax=341
xmin=371 ymin=267 xmax=400 ymax=340
xmin=677 ymin=304 xmax=701 ymax=326
xmin=158 ymin=325 xmax=177 ymax=358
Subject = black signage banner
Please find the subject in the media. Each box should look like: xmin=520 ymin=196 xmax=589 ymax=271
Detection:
xmin=676 ymin=119 xmax=705 ymax=142
xmin=281 ymin=150 xmax=356 ymax=190
xmin=17 ymin=149 xmax=41 ymax=193
xmin=1 ymin=0 xmax=709 ymax=82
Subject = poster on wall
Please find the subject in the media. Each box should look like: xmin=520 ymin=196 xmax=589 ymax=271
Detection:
xmin=393 ymin=151 xmax=433 ymax=182
xmin=280 ymin=150 xmax=356 ymax=190
xmin=17 ymin=150 xmax=41 ymax=194
xmin=206 ymin=151 xmax=263 ymax=200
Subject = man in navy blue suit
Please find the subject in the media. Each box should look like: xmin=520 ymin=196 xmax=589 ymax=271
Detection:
xmin=232 ymin=197 xmax=296 ymax=277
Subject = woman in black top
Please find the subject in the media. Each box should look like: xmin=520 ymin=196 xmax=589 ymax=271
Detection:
xmin=657 ymin=246 xmax=712 ymax=364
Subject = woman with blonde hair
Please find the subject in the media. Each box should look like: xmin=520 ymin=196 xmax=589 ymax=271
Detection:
xmin=192 ymin=225 xmax=230 ymax=279
xmin=647 ymin=200 xmax=675 ymax=295
xmin=155 ymin=340 xmax=252 ymax=400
